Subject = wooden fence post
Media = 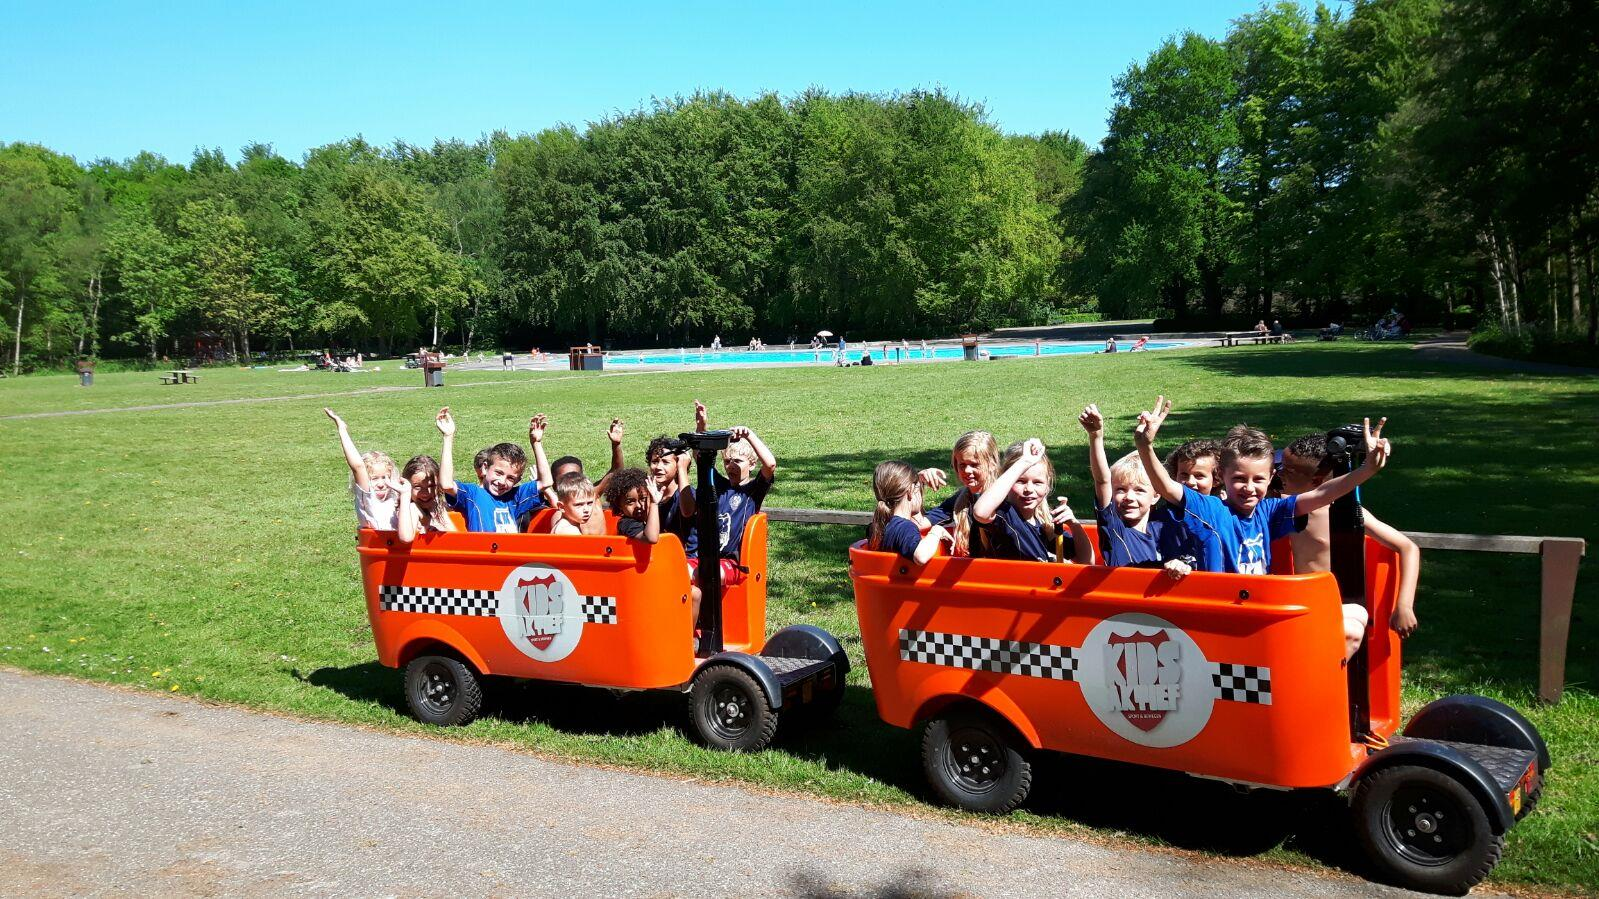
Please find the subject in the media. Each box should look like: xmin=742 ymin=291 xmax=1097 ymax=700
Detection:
xmin=1540 ymin=538 xmax=1586 ymax=704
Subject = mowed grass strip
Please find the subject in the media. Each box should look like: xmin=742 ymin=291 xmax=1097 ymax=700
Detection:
xmin=1 ymin=342 xmax=1595 ymax=890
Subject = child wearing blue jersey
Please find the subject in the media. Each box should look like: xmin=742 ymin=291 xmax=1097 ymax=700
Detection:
xmin=970 ymin=439 xmax=1091 ymax=563
xmin=868 ymin=461 xmax=953 ymax=563
xmin=1078 ymin=404 xmax=1193 ymax=579
xmin=1133 ymin=396 xmax=1391 ymax=575
xmin=439 ymin=412 xmax=548 ymax=533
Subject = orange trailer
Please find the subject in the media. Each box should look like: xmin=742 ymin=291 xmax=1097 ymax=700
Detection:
xmin=359 ymin=430 xmax=847 ymax=751
xmin=850 ymin=428 xmax=1546 ymax=894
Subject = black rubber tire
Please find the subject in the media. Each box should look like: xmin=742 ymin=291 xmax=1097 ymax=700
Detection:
xmin=689 ymin=665 xmax=778 ymax=752
xmin=1352 ymin=764 xmax=1504 ymax=895
xmin=404 ymin=655 xmax=484 ymax=727
xmin=922 ymin=709 xmax=1033 ymax=814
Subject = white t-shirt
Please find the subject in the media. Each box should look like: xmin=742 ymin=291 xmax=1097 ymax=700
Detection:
xmin=353 ymin=483 xmax=400 ymax=530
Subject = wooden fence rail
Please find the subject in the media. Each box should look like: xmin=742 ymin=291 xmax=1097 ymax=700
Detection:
xmin=765 ymin=507 xmax=1587 ymax=704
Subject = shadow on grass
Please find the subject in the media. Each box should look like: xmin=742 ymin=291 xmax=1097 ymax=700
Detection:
xmin=1172 ymin=340 xmax=1598 ymax=381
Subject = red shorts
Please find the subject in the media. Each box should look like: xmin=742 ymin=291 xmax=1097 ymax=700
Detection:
xmin=687 ymin=557 xmax=747 ymax=587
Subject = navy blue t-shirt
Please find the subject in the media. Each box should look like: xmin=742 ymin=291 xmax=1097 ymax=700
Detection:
xmin=970 ymin=503 xmax=1053 ymax=562
xmin=683 ymin=468 xmax=773 ymax=560
xmin=1179 ymin=486 xmax=1298 ymax=575
xmin=924 ymin=488 xmax=969 ymax=528
xmin=1095 ymin=501 xmax=1162 ymax=567
xmin=450 ymin=480 xmax=545 ymax=533
xmin=875 ymin=515 xmax=924 ymax=559
xmin=1151 ymin=503 xmax=1209 ymax=568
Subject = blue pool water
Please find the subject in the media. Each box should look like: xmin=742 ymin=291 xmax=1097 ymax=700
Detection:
xmin=604 ymin=342 xmax=1181 ymax=366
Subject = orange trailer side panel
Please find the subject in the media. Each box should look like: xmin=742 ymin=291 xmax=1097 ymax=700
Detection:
xmin=851 ymin=535 xmax=1399 ymax=789
xmin=360 ymin=528 xmax=698 ymax=690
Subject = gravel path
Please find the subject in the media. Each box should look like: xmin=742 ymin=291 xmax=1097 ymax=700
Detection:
xmin=0 ymin=669 xmax=1455 ymax=899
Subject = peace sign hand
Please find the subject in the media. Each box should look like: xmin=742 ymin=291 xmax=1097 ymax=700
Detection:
xmin=1362 ymin=416 xmax=1392 ymax=472
xmin=1134 ymin=395 xmax=1172 ymax=446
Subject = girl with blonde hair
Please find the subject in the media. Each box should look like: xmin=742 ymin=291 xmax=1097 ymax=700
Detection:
xmin=922 ymin=430 xmax=1000 ymax=557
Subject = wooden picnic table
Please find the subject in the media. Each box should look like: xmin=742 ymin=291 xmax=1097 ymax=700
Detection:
xmin=1220 ymin=331 xmax=1285 ymax=347
xmin=160 ymin=369 xmax=200 ymax=385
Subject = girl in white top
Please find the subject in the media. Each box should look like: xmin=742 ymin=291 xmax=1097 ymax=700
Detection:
xmin=325 ymin=408 xmax=417 ymax=543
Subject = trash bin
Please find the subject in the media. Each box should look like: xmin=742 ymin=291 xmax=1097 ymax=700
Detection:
xmin=961 ymin=334 xmax=980 ymax=362
xmin=423 ymin=356 xmax=445 ymax=387
xmin=569 ymin=345 xmax=604 ymax=371
xmin=76 ymin=359 xmax=94 ymax=387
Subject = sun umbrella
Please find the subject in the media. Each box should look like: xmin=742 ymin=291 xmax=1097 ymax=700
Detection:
xmin=815 ymin=330 xmax=834 ymax=338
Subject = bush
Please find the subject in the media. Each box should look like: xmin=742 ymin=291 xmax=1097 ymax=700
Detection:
xmin=1468 ymin=324 xmax=1599 ymax=369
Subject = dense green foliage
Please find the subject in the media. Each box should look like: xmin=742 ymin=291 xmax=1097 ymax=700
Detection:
xmin=1074 ymin=0 xmax=1599 ymax=342
xmin=2 ymin=0 xmax=1595 ymax=373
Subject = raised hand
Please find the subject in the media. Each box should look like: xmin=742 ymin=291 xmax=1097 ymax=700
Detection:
xmin=435 ymin=407 xmax=455 ymax=437
xmin=917 ymin=468 xmax=948 ymax=491
xmin=528 ymin=413 xmax=547 ymax=444
xmin=388 ymin=475 xmax=412 ymax=497
xmin=693 ymin=399 xmax=708 ymax=432
xmin=324 ymin=407 xmax=346 ymax=429
xmin=1021 ymin=438 xmax=1047 ymax=465
xmin=1134 ymin=395 xmax=1172 ymax=446
xmin=728 ymin=425 xmax=751 ymax=442
xmin=1079 ymin=403 xmax=1104 ymax=434
xmin=608 ymin=418 xmax=625 ymax=445
xmin=1362 ymin=416 xmax=1392 ymax=472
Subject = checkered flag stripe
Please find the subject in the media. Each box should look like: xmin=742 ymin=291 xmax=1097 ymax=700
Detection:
xmin=899 ymin=629 xmax=1078 ymax=681
xmin=379 ymin=585 xmax=497 ymax=617
xmin=580 ymin=596 xmax=618 ymax=624
xmin=1211 ymin=662 xmax=1273 ymax=705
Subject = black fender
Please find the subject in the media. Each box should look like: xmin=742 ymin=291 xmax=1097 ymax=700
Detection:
xmin=1404 ymin=694 xmax=1550 ymax=772
xmin=1353 ymin=741 xmax=1515 ymax=834
xmin=763 ymin=624 xmax=851 ymax=678
xmin=702 ymin=652 xmax=784 ymax=711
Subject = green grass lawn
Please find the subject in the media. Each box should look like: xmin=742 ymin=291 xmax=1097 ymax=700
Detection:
xmin=2 ymin=342 xmax=1595 ymax=891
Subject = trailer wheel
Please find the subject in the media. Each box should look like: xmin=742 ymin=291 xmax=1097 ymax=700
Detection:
xmin=404 ymin=655 xmax=483 ymax=727
xmin=1353 ymin=764 xmax=1504 ymax=895
xmin=922 ymin=709 xmax=1032 ymax=813
xmin=689 ymin=665 xmax=778 ymax=752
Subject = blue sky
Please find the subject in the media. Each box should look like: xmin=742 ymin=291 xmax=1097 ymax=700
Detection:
xmin=2 ymin=1 xmax=1272 ymax=165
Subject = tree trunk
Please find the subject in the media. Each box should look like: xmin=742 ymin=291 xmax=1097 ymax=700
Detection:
xmin=1587 ymin=246 xmax=1598 ymax=346
xmin=432 ymin=307 xmax=439 ymax=347
xmin=1504 ymin=234 xmax=1524 ymax=332
xmin=240 ymin=328 xmax=251 ymax=361
xmin=1567 ymin=237 xmax=1582 ymax=329
xmin=1547 ymin=253 xmax=1558 ymax=330
xmin=1482 ymin=229 xmax=1511 ymax=329
xmin=12 ymin=288 xmax=25 ymax=376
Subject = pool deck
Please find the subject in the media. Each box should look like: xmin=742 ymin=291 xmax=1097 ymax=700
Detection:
xmin=451 ymin=336 xmax=1197 ymax=373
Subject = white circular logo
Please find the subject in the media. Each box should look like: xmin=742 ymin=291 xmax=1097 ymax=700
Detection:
xmin=497 ymin=563 xmax=584 ymax=663
xmin=1077 ymin=613 xmax=1215 ymax=748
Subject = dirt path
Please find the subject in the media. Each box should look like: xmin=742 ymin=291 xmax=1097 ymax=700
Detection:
xmin=1413 ymin=333 xmax=1598 ymax=376
xmin=0 ymin=670 xmax=1453 ymax=899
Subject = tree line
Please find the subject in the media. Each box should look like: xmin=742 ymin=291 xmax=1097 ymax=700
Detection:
xmin=2 ymin=0 xmax=1593 ymax=374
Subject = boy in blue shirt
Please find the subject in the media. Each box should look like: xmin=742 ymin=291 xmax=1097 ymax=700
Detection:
xmin=1133 ymin=396 xmax=1391 ymax=574
xmin=439 ymin=412 xmax=548 ymax=532
xmin=680 ymin=401 xmax=777 ymax=589
xmin=1078 ymin=404 xmax=1193 ymax=579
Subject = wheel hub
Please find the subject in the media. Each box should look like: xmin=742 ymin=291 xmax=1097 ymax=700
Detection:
xmin=946 ymin=729 xmax=1005 ymax=790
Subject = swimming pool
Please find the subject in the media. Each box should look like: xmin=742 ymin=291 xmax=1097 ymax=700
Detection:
xmin=603 ymin=342 xmax=1182 ymax=366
